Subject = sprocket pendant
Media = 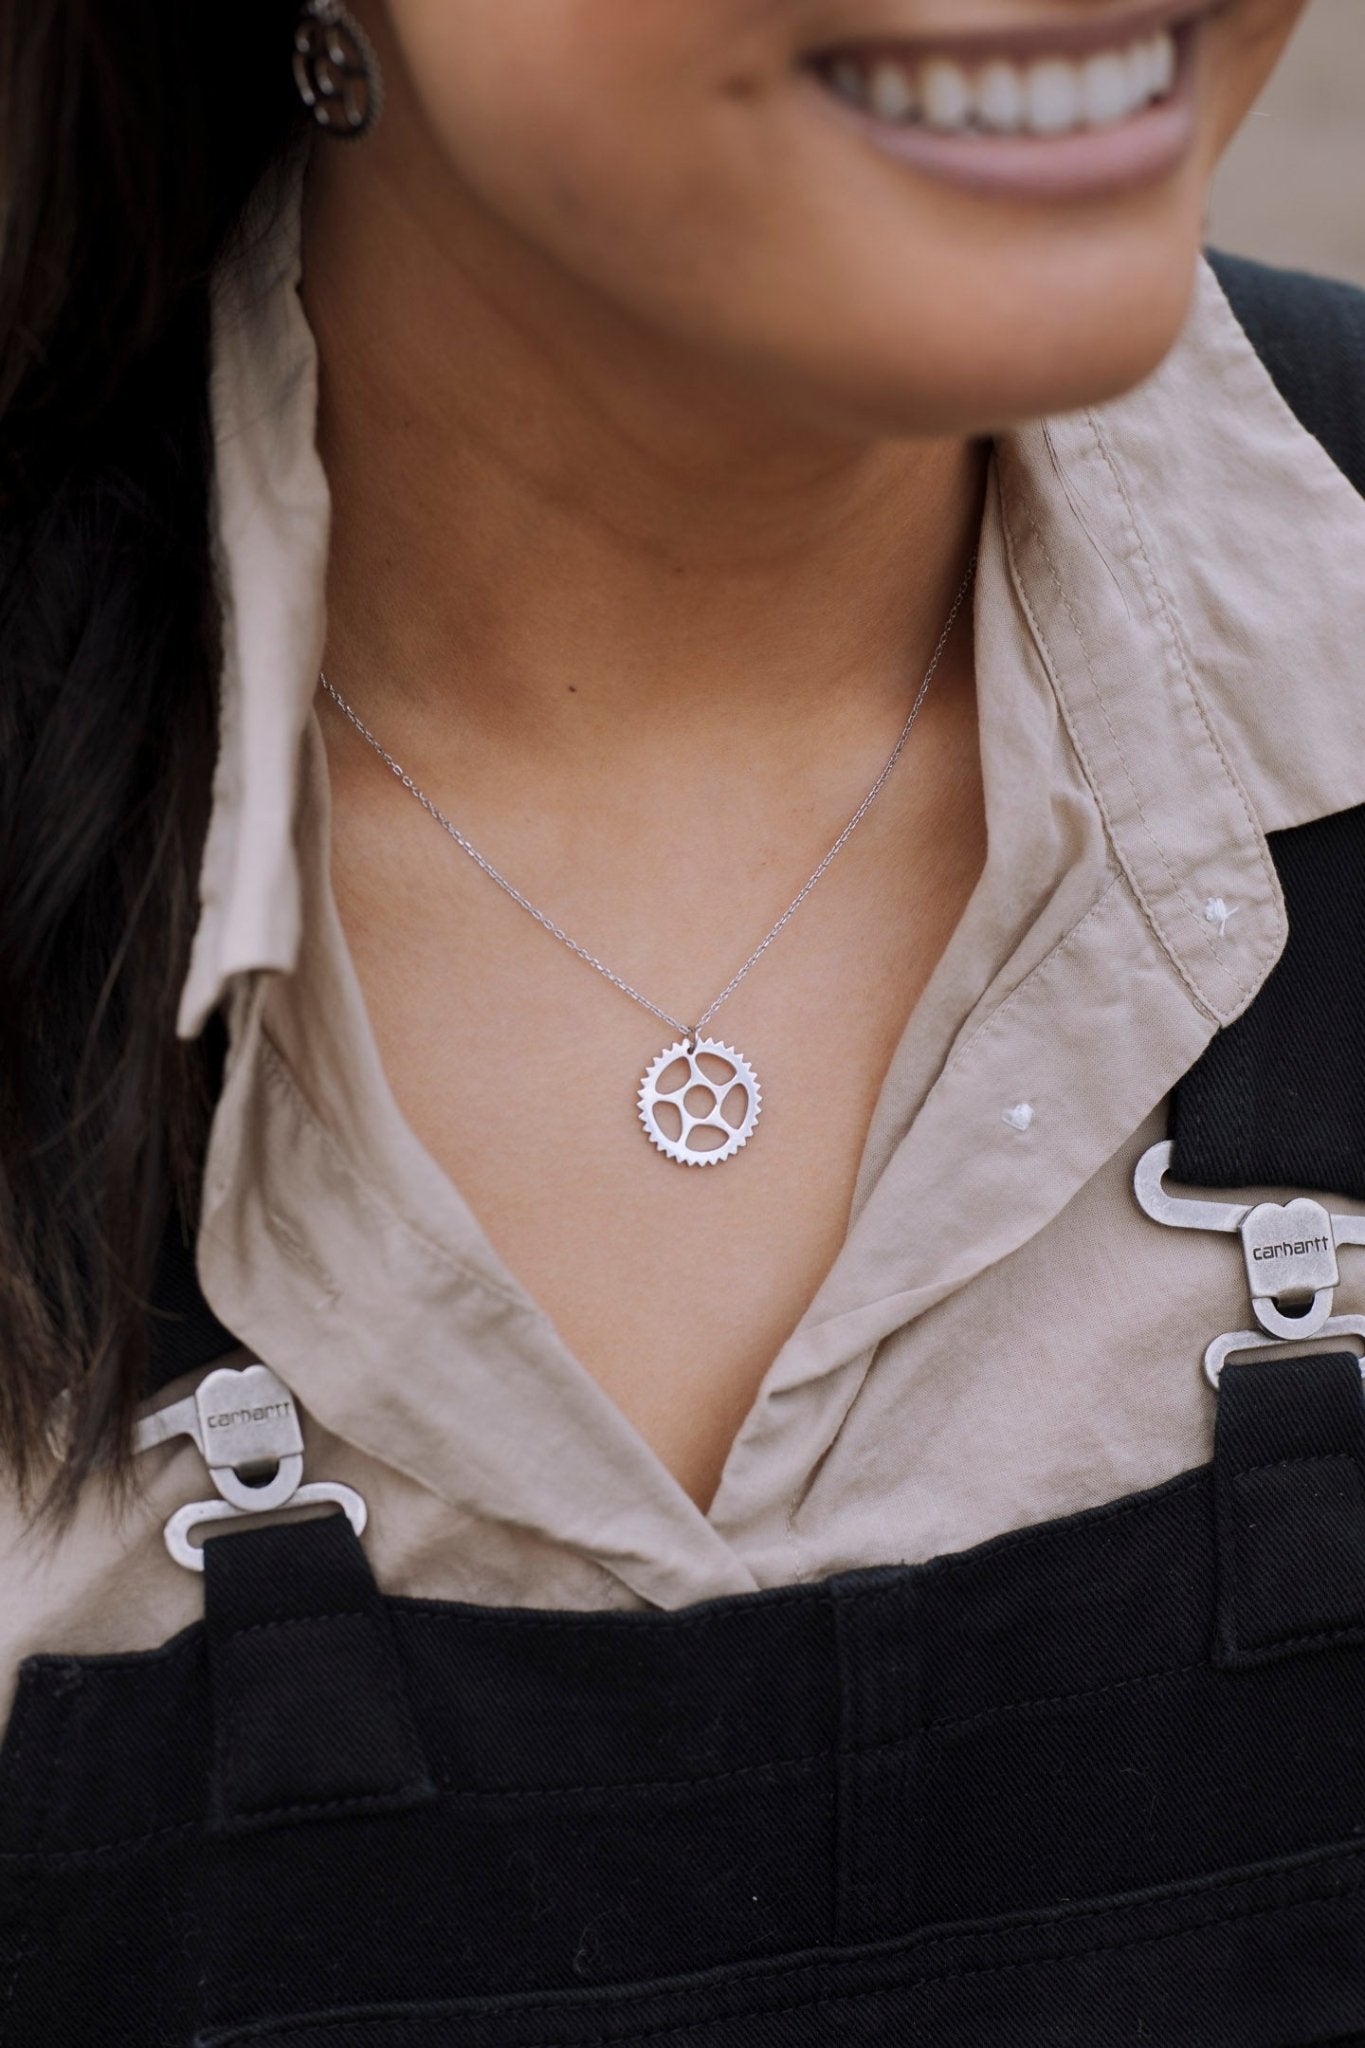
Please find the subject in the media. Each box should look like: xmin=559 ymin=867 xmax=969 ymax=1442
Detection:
xmin=638 ymin=1039 xmax=761 ymax=1167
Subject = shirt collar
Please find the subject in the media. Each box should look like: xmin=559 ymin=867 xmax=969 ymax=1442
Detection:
xmin=178 ymin=151 xmax=331 ymax=1038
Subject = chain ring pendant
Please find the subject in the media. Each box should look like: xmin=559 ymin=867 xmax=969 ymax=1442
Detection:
xmin=638 ymin=1038 xmax=761 ymax=1167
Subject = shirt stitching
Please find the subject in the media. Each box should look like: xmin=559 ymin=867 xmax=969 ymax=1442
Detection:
xmin=1020 ymin=501 xmax=1249 ymax=1018
xmin=1001 ymin=517 xmax=1215 ymax=1024
xmin=1084 ymin=404 xmax=1283 ymax=982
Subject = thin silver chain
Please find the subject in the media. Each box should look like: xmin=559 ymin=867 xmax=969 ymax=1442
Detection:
xmin=320 ymin=557 xmax=974 ymax=1045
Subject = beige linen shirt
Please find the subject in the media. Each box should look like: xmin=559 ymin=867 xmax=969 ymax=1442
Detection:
xmin=7 ymin=167 xmax=1365 ymax=1717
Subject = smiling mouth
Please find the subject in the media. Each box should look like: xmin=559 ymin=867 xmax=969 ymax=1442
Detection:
xmin=802 ymin=7 xmax=1210 ymax=198
xmin=810 ymin=15 xmax=1190 ymax=137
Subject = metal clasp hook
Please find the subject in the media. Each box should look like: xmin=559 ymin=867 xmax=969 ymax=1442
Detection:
xmin=1134 ymin=1140 xmax=1365 ymax=1346
xmin=1203 ymin=1316 xmax=1365 ymax=1391
xmin=134 ymin=1360 xmax=367 ymax=1572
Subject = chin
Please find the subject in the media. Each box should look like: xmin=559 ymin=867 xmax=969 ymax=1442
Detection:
xmin=965 ymin=265 xmax=1204 ymax=430
xmin=801 ymin=212 xmax=1210 ymax=440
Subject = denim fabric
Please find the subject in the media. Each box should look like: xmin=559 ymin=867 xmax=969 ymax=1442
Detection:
xmin=3 ymin=1353 xmax=1365 ymax=2044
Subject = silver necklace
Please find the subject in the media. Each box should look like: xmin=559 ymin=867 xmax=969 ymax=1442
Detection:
xmin=320 ymin=558 xmax=973 ymax=1169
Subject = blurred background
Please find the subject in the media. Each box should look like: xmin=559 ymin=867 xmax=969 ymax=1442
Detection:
xmin=1209 ymin=0 xmax=1365 ymax=285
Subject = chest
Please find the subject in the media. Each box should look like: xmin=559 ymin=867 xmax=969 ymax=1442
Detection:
xmin=324 ymin=680 xmax=985 ymax=1509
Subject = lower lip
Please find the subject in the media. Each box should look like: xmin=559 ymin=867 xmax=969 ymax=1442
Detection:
xmin=805 ymin=22 xmax=1202 ymax=204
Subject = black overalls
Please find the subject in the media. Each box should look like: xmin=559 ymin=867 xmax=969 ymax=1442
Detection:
xmin=4 ymin=258 xmax=1365 ymax=2048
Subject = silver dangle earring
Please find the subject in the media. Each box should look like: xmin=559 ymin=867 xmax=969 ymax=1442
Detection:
xmin=293 ymin=0 xmax=384 ymax=140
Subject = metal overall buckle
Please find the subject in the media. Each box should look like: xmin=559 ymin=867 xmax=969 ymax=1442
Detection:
xmin=1134 ymin=1140 xmax=1365 ymax=1389
xmin=134 ymin=1360 xmax=367 ymax=1571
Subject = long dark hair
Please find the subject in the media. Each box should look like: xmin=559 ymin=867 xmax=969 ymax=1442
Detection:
xmin=0 ymin=0 xmax=302 ymax=1504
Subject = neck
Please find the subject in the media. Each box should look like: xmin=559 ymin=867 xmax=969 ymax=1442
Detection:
xmin=302 ymin=113 xmax=985 ymax=772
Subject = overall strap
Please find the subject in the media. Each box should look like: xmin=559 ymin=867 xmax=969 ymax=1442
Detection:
xmin=1179 ymin=259 xmax=1365 ymax=1663
xmin=1215 ymin=1351 xmax=1365 ymax=1666
xmin=202 ymin=1511 xmax=434 ymax=1832
xmin=1174 ymin=256 xmax=1365 ymax=1197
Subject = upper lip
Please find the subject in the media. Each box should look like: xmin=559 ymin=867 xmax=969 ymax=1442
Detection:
xmin=805 ymin=1 xmax=1209 ymax=64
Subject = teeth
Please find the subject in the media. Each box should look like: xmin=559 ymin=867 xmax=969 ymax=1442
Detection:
xmin=1131 ymin=36 xmax=1160 ymax=97
xmin=869 ymin=58 xmax=917 ymax=120
xmin=1149 ymin=30 xmax=1177 ymax=94
xmin=976 ymin=59 xmax=1025 ymax=133
xmin=920 ymin=58 xmax=971 ymax=130
xmin=1026 ymin=57 xmax=1079 ymax=135
xmin=818 ymin=25 xmax=1178 ymax=138
xmin=1080 ymin=51 xmax=1133 ymax=127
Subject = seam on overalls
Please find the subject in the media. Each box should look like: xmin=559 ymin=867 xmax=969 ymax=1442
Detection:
xmin=218 ymin=1856 xmax=1365 ymax=2043
xmin=0 ymin=1816 xmax=202 ymax=1866
xmin=391 ymin=1589 xmax=823 ymax=1629
xmin=1232 ymin=1618 xmax=1365 ymax=1655
xmin=1235 ymin=1452 xmax=1360 ymax=1481
xmin=835 ymin=1582 xmax=914 ymax=1943
xmin=0 ymin=1751 xmax=833 ymax=1864
xmin=220 ymin=1610 xmax=372 ymax=1641
xmin=1224 ymin=1451 xmax=1365 ymax=1654
xmin=920 ymin=1658 xmax=1205 ymax=1737
xmin=12 ymin=1632 xmax=203 ymax=1675
xmin=0 ymin=1655 xmax=1211 ymax=1863
xmin=423 ymin=1654 xmax=1205 ymax=1779
xmin=533 ymin=1873 xmax=1365 ymax=2047
xmin=216 ymin=1609 xmax=428 ymax=1824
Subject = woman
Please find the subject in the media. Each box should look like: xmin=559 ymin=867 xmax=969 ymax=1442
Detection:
xmin=4 ymin=0 xmax=1365 ymax=2038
